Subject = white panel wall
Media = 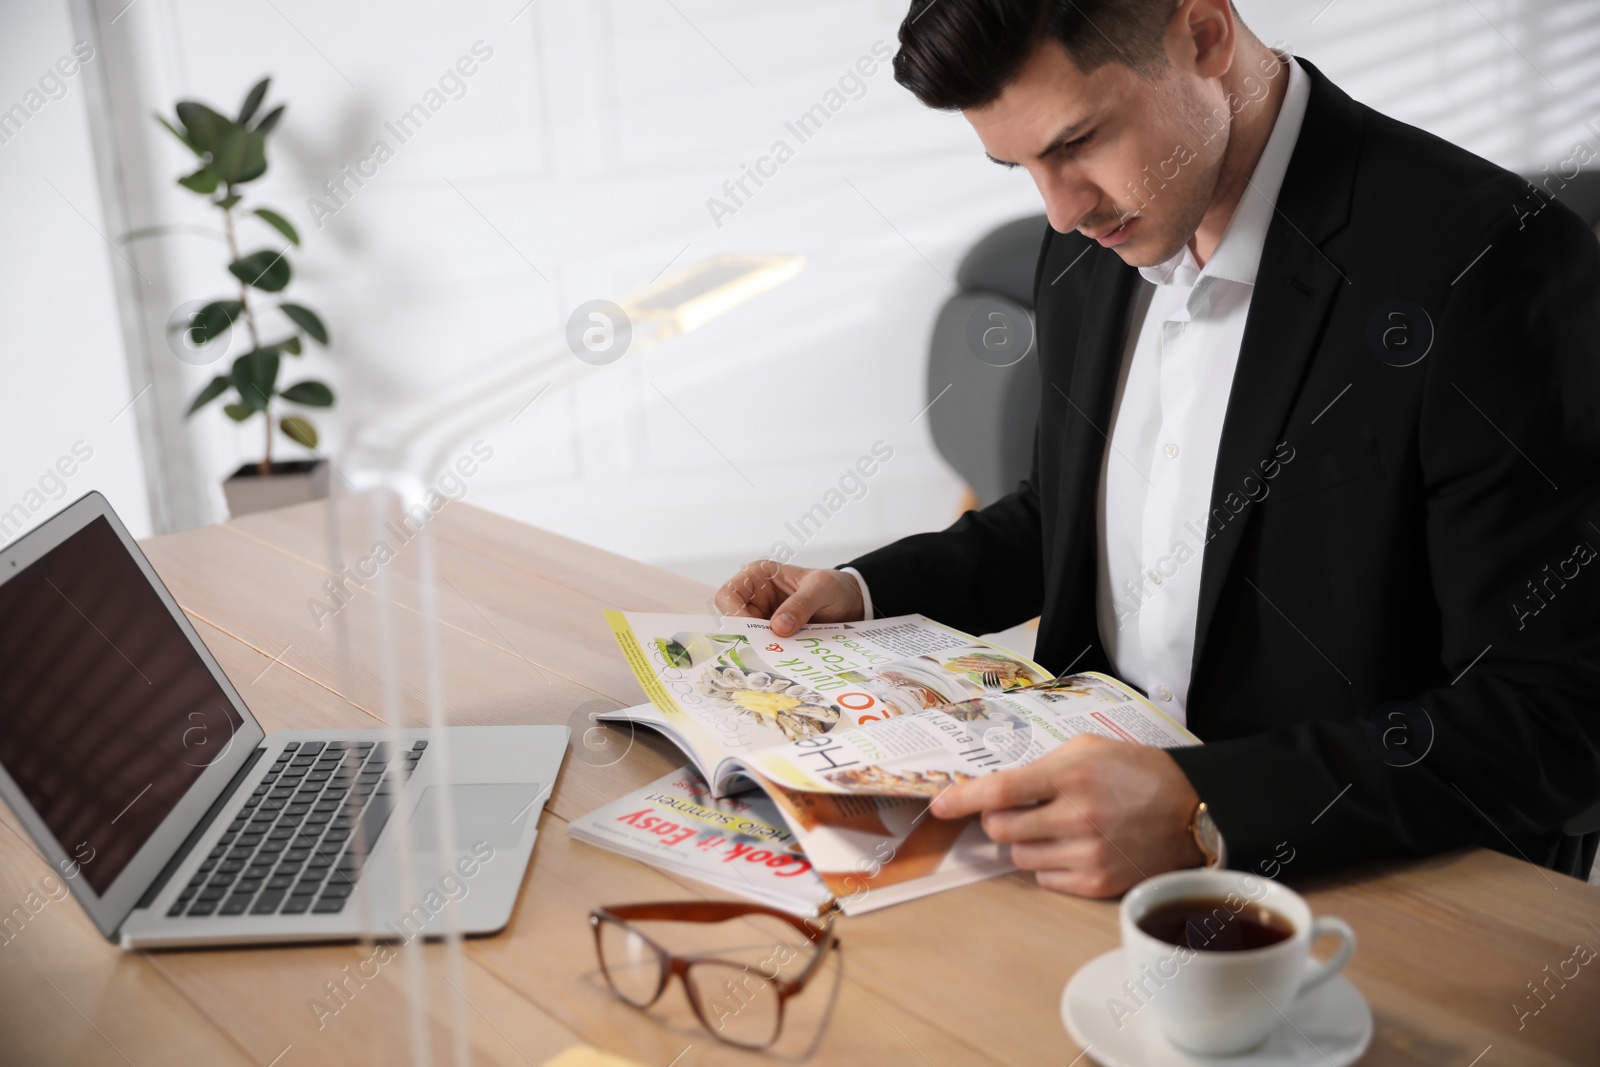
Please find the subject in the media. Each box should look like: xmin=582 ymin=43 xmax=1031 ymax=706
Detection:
xmin=1244 ymin=0 xmax=1600 ymax=176
xmin=8 ymin=0 xmax=1597 ymax=580
xmin=0 ymin=2 xmax=151 ymax=545
xmin=82 ymin=0 xmax=1040 ymax=575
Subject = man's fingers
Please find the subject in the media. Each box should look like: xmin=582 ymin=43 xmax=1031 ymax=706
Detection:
xmin=931 ymin=763 xmax=1051 ymax=819
xmin=770 ymin=569 xmax=843 ymax=635
xmin=712 ymin=579 xmax=756 ymax=617
xmin=713 ymin=561 xmax=787 ymax=618
xmin=714 ymin=571 xmax=768 ymax=616
xmin=715 ymin=564 xmax=863 ymax=635
xmin=1019 ymin=837 xmax=1139 ymax=899
xmin=981 ymin=799 xmax=1070 ymax=843
xmin=1010 ymin=837 xmax=1095 ymax=872
xmin=771 ymin=587 xmax=820 ymax=636
xmin=1033 ymin=865 xmax=1126 ymax=899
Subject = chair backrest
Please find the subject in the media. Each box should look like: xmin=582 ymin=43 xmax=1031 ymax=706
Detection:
xmin=925 ymin=215 xmax=1049 ymax=507
xmin=1524 ymin=167 xmax=1600 ymax=230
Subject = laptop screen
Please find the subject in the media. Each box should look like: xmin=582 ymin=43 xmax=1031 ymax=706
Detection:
xmin=0 ymin=515 xmax=244 ymax=895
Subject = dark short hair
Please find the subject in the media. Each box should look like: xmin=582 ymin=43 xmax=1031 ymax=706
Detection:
xmin=894 ymin=0 xmax=1181 ymax=110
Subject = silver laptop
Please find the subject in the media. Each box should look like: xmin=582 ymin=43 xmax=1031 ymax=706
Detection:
xmin=0 ymin=492 xmax=568 ymax=949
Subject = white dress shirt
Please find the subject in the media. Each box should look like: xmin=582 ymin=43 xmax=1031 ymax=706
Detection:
xmin=1097 ymin=54 xmax=1309 ymax=726
xmin=845 ymin=54 xmax=1309 ymax=732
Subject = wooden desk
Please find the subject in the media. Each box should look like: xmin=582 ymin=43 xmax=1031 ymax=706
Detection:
xmin=1 ymin=501 xmax=1596 ymax=1066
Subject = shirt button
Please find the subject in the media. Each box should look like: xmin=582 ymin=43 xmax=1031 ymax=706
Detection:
xmin=1148 ymin=569 xmax=1163 ymax=586
xmin=1165 ymin=443 xmax=1180 ymax=459
xmin=1156 ymin=686 xmax=1174 ymax=702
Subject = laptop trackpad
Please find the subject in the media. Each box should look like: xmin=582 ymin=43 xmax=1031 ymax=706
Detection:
xmin=405 ymin=784 xmax=542 ymax=851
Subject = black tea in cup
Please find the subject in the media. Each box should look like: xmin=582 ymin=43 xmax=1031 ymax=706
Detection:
xmin=1136 ymin=895 xmax=1294 ymax=952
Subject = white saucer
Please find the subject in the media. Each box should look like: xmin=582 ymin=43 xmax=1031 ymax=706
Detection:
xmin=1061 ymin=949 xmax=1372 ymax=1067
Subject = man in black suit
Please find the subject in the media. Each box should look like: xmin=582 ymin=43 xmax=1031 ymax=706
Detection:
xmin=715 ymin=0 xmax=1600 ymax=895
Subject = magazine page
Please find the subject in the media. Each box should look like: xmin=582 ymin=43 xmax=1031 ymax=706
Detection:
xmin=591 ymin=702 xmax=716 ymax=784
xmin=752 ymin=778 xmax=1012 ymax=916
xmin=731 ymin=672 xmax=1200 ymax=797
xmin=567 ymin=768 xmax=834 ymax=918
xmin=603 ymin=610 xmax=1048 ymax=794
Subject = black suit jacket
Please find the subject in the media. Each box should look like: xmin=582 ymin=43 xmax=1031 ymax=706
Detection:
xmin=848 ymin=57 xmax=1600 ymax=879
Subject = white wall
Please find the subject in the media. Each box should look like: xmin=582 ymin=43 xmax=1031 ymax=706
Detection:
xmin=0 ymin=1 xmax=151 ymax=545
xmin=79 ymin=0 xmax=1039 ymax=574
xmin=7 ymin=0 xmax=1597 ymax=579
xmin=1244 ymin=0 xmax=1600 ymax=175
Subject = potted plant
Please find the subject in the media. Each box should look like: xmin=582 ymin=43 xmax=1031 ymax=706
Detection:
xmin=157 ymin=77 xmax=335 ymax=517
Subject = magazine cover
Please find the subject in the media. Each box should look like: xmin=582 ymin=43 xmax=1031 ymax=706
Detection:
xmin=568 ymin=768 xmax=833 ymax=917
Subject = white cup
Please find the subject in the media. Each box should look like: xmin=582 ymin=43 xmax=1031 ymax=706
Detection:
xmin=1117 ymin=869 xmax=1356 ymax=1055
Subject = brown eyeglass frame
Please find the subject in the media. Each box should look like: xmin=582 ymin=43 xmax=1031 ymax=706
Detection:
xmin=588 ymin=900 xmax=841 ymax=1050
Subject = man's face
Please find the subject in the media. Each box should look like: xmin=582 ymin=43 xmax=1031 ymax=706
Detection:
xmin=965 ymin=38 xmax=1228 ymax=267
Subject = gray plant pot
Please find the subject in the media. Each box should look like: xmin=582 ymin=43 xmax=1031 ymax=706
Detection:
xmin=222 ymin=459 xmax=331 ymax=517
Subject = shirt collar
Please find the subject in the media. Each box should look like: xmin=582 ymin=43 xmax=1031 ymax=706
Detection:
xmin=1138 ymin=53 xmax=1310 ymax=291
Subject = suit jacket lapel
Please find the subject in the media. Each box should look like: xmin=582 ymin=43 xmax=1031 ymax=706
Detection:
xmin=1187 ymin=58 xmax=1363 ymax=707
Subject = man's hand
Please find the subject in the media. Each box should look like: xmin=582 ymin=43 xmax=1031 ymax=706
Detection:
xmin=713 ymin=562 xmax=865 ymax=637
xmin=931 ymin=734 xmax=1206 ymax=898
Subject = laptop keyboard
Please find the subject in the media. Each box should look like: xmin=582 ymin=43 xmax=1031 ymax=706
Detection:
xmin=167 ymin=739 xmax=427 ymax=919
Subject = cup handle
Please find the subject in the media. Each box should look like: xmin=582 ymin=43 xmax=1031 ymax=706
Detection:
xmin=1296 ymin=916 xmax=1356 ymax=998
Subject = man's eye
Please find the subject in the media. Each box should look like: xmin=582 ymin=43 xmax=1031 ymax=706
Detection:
xmin=1061 ymin=131 xmax=1095 ymax=154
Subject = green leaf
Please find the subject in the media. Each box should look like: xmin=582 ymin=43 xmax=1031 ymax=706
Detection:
xmin=281 ymin=380 xmax=333 ymax=407
xmin=215 ymin=193 xmax=242 ymax=211
xmin=178 ymin=166 xmax=219 ymax=194
xmin=213 ymin=128 xmax=266 ymax=184
xmin=186 ymin=375 xmax=233 ymax=416
xmin=280 ymin=416 xmax=318 ymax=448
xmin=253 ymin=104 xmax=285 ymax=135
xmin=252 ymin=207 xmax=299 ymax=246
xmin=231 ymin=349 xmax=281 ymax=410
xmin=228 ymin=249 xmax=291 ymax=292
xmin=223 ymin=403 xmax=255 ymax=422
xmin=278 ymin=335 xmax=302 ymax=356
xmin=279 ymin=303 xmax=327 ymax=344
xmin=238 ymin=78 xmax=270 ymax=125
xmin=236 ymin=131 xmax=267 ymax=183
xmin=185 ymin=300 xmax=243 ymax=347
xmin=175 ymin=101 xmax=235 ymax=155
xmin=155 ymin=113 xmax=198 ymax=155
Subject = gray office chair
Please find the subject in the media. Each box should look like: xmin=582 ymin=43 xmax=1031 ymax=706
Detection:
xmin=1532 ymin=167 xmax=1600 ymax=238
xmin=925 ymin=214 xmax=1050 ymax=508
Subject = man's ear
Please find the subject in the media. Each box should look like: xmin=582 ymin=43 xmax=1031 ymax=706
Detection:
xmin=1169 ymin=0 xmax=1238 ymax=80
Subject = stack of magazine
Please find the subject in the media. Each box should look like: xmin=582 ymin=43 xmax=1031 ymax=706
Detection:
xmin=567 ymin=612 xmax=1199 ymax=915
xmin=568 ymin=767 xmax=835 ymax=916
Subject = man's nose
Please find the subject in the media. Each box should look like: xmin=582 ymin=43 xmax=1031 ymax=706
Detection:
xmin=1035 ymin=170 xmax=1099 ymax=234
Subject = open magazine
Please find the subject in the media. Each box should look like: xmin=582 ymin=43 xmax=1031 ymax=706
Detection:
xmin=590 ymin=611 xmax=1199 ymax=914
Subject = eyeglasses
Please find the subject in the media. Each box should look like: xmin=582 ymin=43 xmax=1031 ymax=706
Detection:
xmin=589 ymin=901 xmax=841 ymax=1050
